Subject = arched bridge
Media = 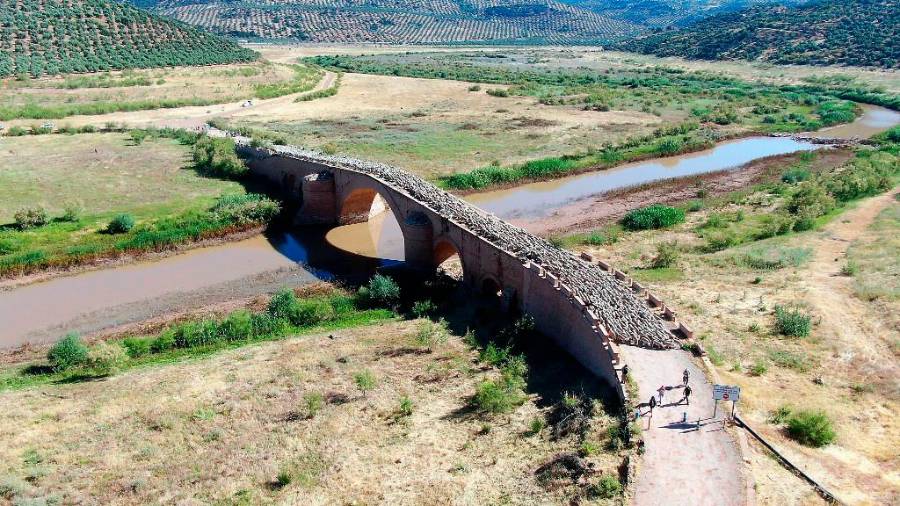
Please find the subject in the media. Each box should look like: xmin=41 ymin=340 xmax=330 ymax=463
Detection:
xmin=233 ymin=137 xmax=681 ymax=400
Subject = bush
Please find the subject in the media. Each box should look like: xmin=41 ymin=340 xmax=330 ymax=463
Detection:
xmin=749 ymin=361 xmax=768 ymax=376
xmin=86 ymin=342 xmax=128 ymax=374
xmin=588 ymin=475 xmax=622 ymax=499
xmin=622 ymin=205 xmax=685 ymax=231
xmin=786 ymin=410 xmax=836 ymax=447
xmin=354 ymin=370 xmax=377 ymax=397
xmin=787 ymin=182 xmax=835 ymax=221
xmin=739 ymin=246 xmax=812 ymax=270
xmin=774 ymin=305 xmax=812 ymax=337
xmin=357 ymin=274 xmax=400 ymax=308
xmin=650 ymin=241 xmax=679 ymax=268
xmin=291 ymin=299 xmax=334 ymax=327
xmin=781 ymin=167 xmax=810 ymax=184
xmin=486 ymin=88 xmax=509 ymax=97
xmin=47 ymin=333 xmax=88 ymax=371
xmin=397 ymin=396 xmax=414 ymax=417
xmin=219 ymin=310 xmax=253 ymax=341
xmin=122 ymin=336 xmax=152 ymax=358
xmin=267 ymin=288 xmax=299 ymax=322
xmin=411 ymin=299 xmax=436 ymax=318
xmin=106 ymin=213 xmax=135 ymax=234
xmin=472 ymin=377 xmax=523 ymax=414
xmin=150 ymin=331 xmax=176 ymax=353
xmin=192 ymin=136 xmax=248 ymax=179
xmin=60 ymin=204 xmax=82 ymax=222
xmin=13 ymin=206 xmax=48 ymax=230
xmin=415 ymin=319 xmax=449 ymax=349
xmin=211 ymin=194 xmax=280 ymax=225
xmin=304 ymin=392 xmax=324 ymax=418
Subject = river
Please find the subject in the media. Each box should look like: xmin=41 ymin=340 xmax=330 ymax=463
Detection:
xmin=1 ymin=105 xmax=897 ymax=348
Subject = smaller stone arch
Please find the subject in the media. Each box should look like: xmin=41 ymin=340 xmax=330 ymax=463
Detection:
xmin=481 ymin=276 xmax=502 ymax=298
xmin=433 ymin=237 xmax=466 ymax=281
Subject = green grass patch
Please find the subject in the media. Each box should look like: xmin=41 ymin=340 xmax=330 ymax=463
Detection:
xmin=631 ymin=267 xmax=684 ymax=283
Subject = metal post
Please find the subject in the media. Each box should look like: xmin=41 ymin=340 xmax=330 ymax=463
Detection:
xmin=731 ymin=401 xmax=736 ymax=420
xmin=713 ymin=399 xmax=718 ymax=419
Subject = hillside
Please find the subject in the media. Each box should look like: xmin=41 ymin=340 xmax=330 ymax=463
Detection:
xmin=138 ymin=0 xmax=642 ymax=44
xmin=0 ymin=0 xmax=257 ymax=77
xmin=567 ymin=0 xmax=805 ymax=28
xmin=620 ymin=0 xmax=899 ymax=68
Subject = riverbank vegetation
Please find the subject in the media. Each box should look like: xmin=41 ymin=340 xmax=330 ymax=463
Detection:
xmin=560 ymin=138 xmax=899 ymax=503
xmin=0 ymin=130 xmax=279 ymax=278
xmin=301 ymin=52 xmax=896 ymax=190
xmin=0 ymin=283 xmax=394 ymax=391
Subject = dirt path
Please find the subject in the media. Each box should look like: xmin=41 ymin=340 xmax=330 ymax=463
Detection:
xmin=621 ymin=346 xmax=746 ymax=506
xmin=804 ymin=188 xmax=899 ymax=370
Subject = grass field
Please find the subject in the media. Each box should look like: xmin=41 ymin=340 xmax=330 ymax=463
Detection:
xmin=0 ymin=132 xmax=260 ymax=277
xmin=0 ymin=62 xmax=320 ymax=121
xmin=0 ymin=312 xmax=629 ymax=504
xmin=561 ymin=149 xmax=899 ymax=504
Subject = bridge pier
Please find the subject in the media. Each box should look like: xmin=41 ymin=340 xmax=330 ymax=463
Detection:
xmin=296 ymin=171 xmax=337 ymax=225
xmin=402 ymin=211 xmax=434 ymax=270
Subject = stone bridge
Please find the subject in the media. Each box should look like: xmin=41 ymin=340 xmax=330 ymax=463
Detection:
xmin=232 ymin=136 xmax=681 ymax=400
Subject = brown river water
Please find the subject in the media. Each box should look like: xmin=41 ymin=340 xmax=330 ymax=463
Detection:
xmin=1 ymin=106 xmax=897 ymax=348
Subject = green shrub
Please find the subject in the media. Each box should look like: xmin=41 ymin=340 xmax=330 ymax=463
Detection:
xmin=106 ymin=213 xmax=135 ymax=234
xmin=397 ymin=396 xmax=414 ymax=417
xmin=749 ymin=361 xmax=768 ymax=376
xmin=770 ymin=405 xmax=793 ymax=424
xmin=411 ymin=299 xmax=436 ymax=318
xmin=486 ymin=88 xmax=509 ymax=97
xmin=786 ymin=410 xmax=836 ymax=447
xmin=0 ymin=237 xmax=21 ymax=255
xmin=415 ymin=319 xmax=449 ymax=349
xmin=220 ymin=310 xmax=254 ymax=341
xmin=304 ymin=392 xmax=324 ymax=418
xmin=354 ymin=370 xmax=377 ymax=397
xmin=588 ymin=475 xmax=622 ymax=499
xmin=774 ymin=305 xmax=812 ymax=337
xmin=122 ymin=337 xmax=152 ymax=358
xmin=526 ymin=417 xmax=545 ymax=436
xmin=150 ymin=332 xmax=176 ymax=353
xmin=86 ymin=342 xmax=128 ymax=375
xmin=13 ymin=206 xmax=48 ymax=230
xmin=704 ymin=230 xmax=740 ymax=251
xmin=472 ymin=377 xmax=524 ymax=414
xmin=60 ymin=204 xmax=82 ymax=223
xmin=267 ymin=288 xmax=299 ymax=322
xmin=357 ymin=274 xmax=400 ymax=308
xmin=739 ymin=246 xmax=812 ymax=270
xmin=192 ymin=136 xmax=248 ymax=179
xmin=211 ymin=194 xmax=280 ymax=225
xmin=47 ymin=333 xmax=88 ymax=371
xmin=650 ymin=240 xmax=679 ymax=268
xmin=781 ymin=167 xmax=810 ymax=184
xmin=787 ymin=182 xmax=835 ymax=220
xmin=291 ymin=299 xmax=334 ymax=327
xmin=622 ymin=205 xmax=685 ymax=231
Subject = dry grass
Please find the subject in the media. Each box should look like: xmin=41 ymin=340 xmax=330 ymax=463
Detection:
xmin=575 ymin=190 xmax=900 ymax=505
xmin=0 ymin=319 xmax=624 ymax=504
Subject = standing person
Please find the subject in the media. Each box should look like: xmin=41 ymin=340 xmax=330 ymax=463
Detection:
xmin=649 ymin=395 xmax=657 ymax=414
xmin=621 ymin=364 xmax=629 ymax=383
xmin=657 ymin=385 xmax=665 ymax=405
xmin=683 ymin=385 xmax=692 ymax=405
xmin=683 ymin=368 xmax=690 ymax=386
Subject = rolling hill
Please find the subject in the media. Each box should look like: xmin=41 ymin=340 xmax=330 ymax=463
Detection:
xmin=567 ymin=0 xmax=806 ymax=28
xmin=133 ymin=0 xmax=642 ymax=44
xmin=0 ymin=0 xmax=258 ymax=77
xmin=620 ymin=0 xmax=899 ymax=68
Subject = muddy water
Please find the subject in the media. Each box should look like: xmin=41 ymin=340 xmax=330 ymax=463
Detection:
xmin=2 ymin=106 xmax=898 ymax=348
xmin=810 ymin=104 xmax=900 ymax=139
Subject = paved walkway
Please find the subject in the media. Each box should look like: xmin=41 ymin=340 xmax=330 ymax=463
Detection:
xmin=621 ymin=345 xmax=746 ymax=506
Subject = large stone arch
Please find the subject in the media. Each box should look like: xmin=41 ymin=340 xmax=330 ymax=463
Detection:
xmin=339 ymin=188 xmax=390 ymax=225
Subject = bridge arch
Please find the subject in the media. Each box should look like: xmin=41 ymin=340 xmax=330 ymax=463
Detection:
xmin=433 ymin=236 xmax=466 ymax=281
xmin=339 ymin=188 xmax=391 ymax=225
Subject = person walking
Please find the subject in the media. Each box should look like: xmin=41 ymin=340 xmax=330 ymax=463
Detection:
xmin=649 ymin=395 xmax=657 ymax=414
xmin=683 ymin=385 xmax=692 ymax=405
xmin=621 ymin=364 xmax=629 ymax=383
xmin=683 ymin=368 xmax=690 ymax=386
xmin=657 ymin=385 xmax=665 ymax=404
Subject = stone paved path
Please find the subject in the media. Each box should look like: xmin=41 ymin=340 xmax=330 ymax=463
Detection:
xmin=621 ymin=345 xmax=745 ymax=506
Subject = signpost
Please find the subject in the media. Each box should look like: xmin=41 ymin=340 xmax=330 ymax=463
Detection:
xmin=712 ymin=384 xmax=741 ymax=418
